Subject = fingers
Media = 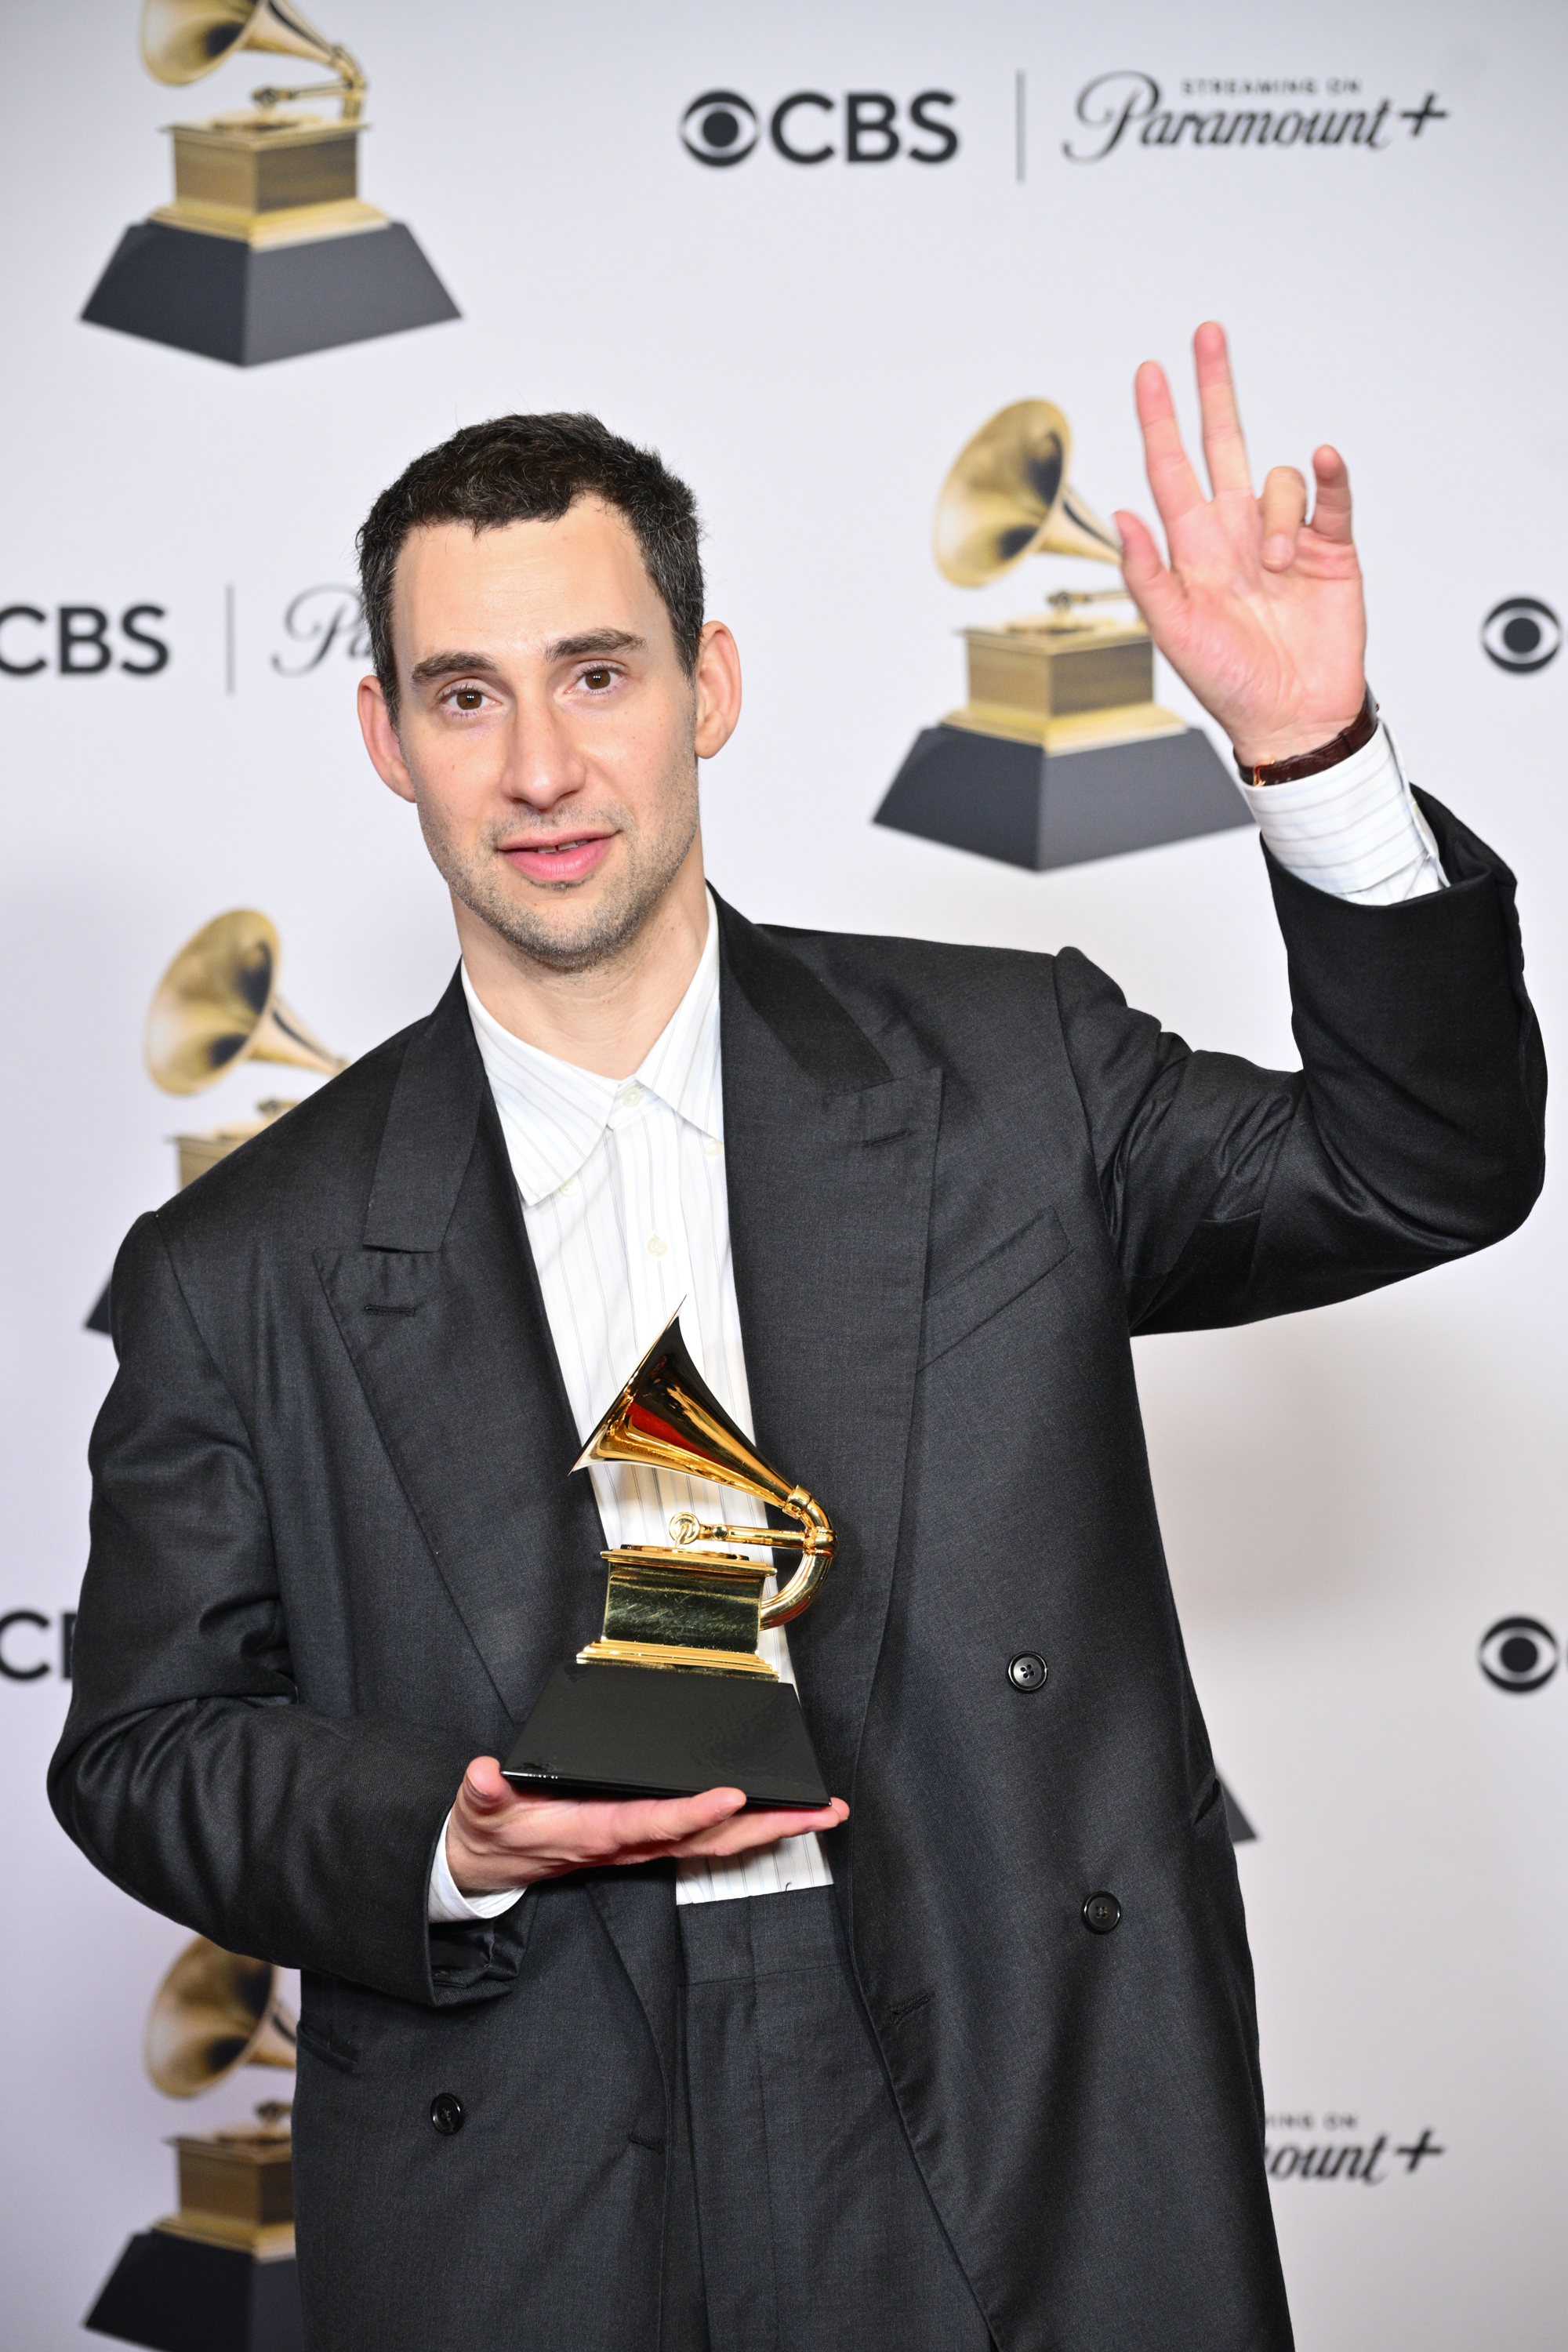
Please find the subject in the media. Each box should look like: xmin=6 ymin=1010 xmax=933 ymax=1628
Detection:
xmin=1192 ymin=320 xmax=1253 ymax=495
xmin=1308 ymin=444 xmax=1354 ymax=543
xmin=1113 ymin=508 xmax=1185 ymax=641
xmin=676 ymin=1797 xmax=850 ymax=1860
xmin=1259 ymin=466 xmax=1308 ymax=572
xmin=581 ymin=1787 xmax=748 ymax=1861
xmin=1133 ymin=360 xmax=1207 ymax=538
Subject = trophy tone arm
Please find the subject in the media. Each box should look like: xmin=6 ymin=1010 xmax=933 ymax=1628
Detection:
xmin=670 ymin=1487 xmax=835 ymax=1630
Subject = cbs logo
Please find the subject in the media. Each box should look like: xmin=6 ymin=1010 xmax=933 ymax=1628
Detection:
xmin=681 ymin=89 xmax=958 ymax=169
xmin=1480 ymin=597 xmax=1561 ymax=673
xmin=1478 ymin=1616 xmax=1559 ymax=1693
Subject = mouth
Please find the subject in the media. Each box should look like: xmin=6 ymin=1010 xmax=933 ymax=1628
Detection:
xmin=499 ymin=833 xmax=615 ymax=885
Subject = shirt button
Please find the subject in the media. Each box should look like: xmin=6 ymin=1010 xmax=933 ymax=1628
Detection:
xmin=559 ymin=1176 xmax=579 ymax=1197
xmin=702 ymin=1137 xmax=723 ymax=1158
xmin=647 ymin=1236 xmax=668 ymax=1257
xmin=622 ymin=1083 xmax=644 ymax=1105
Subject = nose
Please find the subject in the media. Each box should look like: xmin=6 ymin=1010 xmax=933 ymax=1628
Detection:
xmin=500 ymin=691 xmax=588 ymax=815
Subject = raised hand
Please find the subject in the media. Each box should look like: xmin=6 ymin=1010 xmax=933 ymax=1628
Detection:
xmin=445 ymin=1753 xmax=848 ymax=1893
xmin=1114 ymin=321 xmax=1367 ymax=769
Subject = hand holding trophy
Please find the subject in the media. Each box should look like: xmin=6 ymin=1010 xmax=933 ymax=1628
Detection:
xmin=447 ymin=1311 xmax=848 ymax=1897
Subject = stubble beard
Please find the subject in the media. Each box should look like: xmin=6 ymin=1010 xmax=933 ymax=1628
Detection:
xmin=416 ymin=757 xmax=702 ymax=975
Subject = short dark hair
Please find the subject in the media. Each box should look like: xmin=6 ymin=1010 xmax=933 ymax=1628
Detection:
xmin=356 ymin=412 xmax=705 ymax=720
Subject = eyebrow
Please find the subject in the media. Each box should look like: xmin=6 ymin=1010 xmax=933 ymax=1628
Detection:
xmin=408 ymin=630 xmax=646 ymax=688
xmin=544 ymin=629 xmax=646 ymax=662
xmin=409 ymin=650 xmax=500 ymax=684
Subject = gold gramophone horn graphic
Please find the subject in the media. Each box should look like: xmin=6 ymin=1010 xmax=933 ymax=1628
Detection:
xmin=85 ymin=1937 xmax=301 ymax=2336
xmin=145 ymin=909 xmax=344 ymax=1098
xmin=933 ymin=399 xmax=1124 ymax=586
xmin=140 ymin=0 xmax=366 ymax=118
xmin=144 ymin=1934 xmax=299 ymax=2099
xmin=145 ymin=910 xmax=347 ymax=1188
xmin=82 ymin=1 xmax=457 ymax=365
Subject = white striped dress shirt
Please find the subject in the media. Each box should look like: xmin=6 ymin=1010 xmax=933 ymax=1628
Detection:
xmin=429 ymin=720 xmax=1443 ymax=1922
xmin=430 ymin=894 xmax=833 ymax=1919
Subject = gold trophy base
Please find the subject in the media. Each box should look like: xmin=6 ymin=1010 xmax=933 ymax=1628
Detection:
xmin=158 ymin=2122 xmax=296 ymax=2262
xmin=943 ymin=613 xmax=1185 ymax=751
xmin=943 ymin=700 xmax=1187 ymax=753
xmin=577 ymin=1544 xmax=779 ymax=1679
xmin=155 ymin=113 xmax=383 ymax=252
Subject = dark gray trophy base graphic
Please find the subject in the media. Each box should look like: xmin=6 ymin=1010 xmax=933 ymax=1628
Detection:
xmin=504 ymin=1660 xmax=831 ymax=1809
xmin=82 ymin=221 xmax=459 ymax=367
xmin=86 ymin=2233 xmax=303 ymax=2352
xmin=875 ymin=722 xmax=1247 ymax=871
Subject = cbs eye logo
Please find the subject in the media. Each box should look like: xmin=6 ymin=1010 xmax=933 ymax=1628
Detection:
xmin=1478 ymin=1616 xmax=1559 ymax=1693
xmin=681 ymin=88 xmax=959 ymax=167
xmin=1481 ymin=597 xmax=1561 ymax=673
xmin=681 ymin=91 xmax=759 ymax=167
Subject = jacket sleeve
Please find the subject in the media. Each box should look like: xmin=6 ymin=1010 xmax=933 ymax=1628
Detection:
xmin=47 ymin=1210 xmax=527 ymax=2009
xmin=1053 ymin=793 xmax=1546 ymax=1334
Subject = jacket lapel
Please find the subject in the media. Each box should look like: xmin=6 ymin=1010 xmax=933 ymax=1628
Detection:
xmin=314 ymin=971 xmax=604 ymax=1727
xmin=716 ymin=898 xmax=942 ymax=1821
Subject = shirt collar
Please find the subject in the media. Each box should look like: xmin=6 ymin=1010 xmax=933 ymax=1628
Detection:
xmin=463 ymin=891 xmax=723 ymax=1206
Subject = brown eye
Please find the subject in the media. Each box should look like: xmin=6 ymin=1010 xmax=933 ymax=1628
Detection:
xmin=453 ymin=688 xmax=484 ymax=710
xmin=582 ymin=666 xmax=614 ymax=691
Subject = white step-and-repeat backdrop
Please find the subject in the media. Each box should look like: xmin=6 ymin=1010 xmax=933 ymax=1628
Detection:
xmin=3 ymin=3 xmax=1563 ymax=2345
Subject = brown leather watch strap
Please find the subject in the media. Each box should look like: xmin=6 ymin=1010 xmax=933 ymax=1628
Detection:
xmin=1235 ymin=686 xmax=1378 ymax=786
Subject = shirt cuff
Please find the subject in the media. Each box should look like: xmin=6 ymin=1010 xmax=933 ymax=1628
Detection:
xmin=1233 ymin=717 xmax=1446 ymax=905
xmin=427 ymin=1806 xmax=528 ymax=1925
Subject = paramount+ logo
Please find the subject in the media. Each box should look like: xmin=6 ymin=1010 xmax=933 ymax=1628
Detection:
xmin=681 ymin=89 xmax=958 ymax=169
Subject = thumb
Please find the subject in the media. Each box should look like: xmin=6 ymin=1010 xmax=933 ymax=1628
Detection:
xmin=1113 ymin=509 xmax=1181 ymax=633
xmin=459 ymin=1755 xmax=510 ymax=1811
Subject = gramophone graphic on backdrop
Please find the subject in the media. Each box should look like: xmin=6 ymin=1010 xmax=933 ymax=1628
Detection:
xmin=85 ymin=910 xmax=345 ymax=1331
xmin=85 ymin=1936 xmax=303 ymax=2352
xmin=875 ymin=400 xmax=1247 ymax=871
xmin=82 ymin=1 xmax=458 ymax=366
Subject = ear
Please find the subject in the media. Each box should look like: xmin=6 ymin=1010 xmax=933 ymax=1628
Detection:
xmin=691 ymin=621 xmax=742 ymax=760
xmin=358 ymin=673 xmax=417 ymax=804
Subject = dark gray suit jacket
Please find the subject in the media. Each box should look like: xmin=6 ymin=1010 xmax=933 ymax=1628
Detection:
xmin=53 ymin=796 xmax=1544 ymax=2352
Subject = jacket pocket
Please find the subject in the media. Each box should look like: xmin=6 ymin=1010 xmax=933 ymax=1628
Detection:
xmin=296 ymin=1973 xmax=361 ymax=2074
xmin=917 ymin=1205 xmax=1072 ymax=1371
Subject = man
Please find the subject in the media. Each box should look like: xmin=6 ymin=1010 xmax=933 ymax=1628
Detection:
xmin=53 ymin=328 xmax=1543 ymax=2352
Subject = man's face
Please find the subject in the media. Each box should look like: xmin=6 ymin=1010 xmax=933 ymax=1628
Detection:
xmin=360 ymin=499 xmax=736 ymax=971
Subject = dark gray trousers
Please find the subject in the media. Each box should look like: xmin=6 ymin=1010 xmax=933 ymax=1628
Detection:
xmin=666 ymin=1888 xmax=994 ymax=2352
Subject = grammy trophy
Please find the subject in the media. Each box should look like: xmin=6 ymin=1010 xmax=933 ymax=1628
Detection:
xmin=504 ymin=1311 xmax=834 ymax=1810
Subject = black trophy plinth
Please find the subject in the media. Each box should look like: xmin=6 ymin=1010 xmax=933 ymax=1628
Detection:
xmin=874 ymin=722 xmax=1247 ymax=872
xmin=82 ymin=221 xmax=459 ymax=368
xmin=85 ymin=2233 xmax=303 ymax=2352
xmin=504 ymin=1661 xmax=829 ymax=1809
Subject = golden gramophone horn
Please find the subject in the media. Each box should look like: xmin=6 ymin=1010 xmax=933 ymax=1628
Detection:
xmin=934 ymin=399 xmax=1123 ymax=588
xmin=140 ymin=0 xmax=365 ymax=119
xmin=578 ymin=1307 xmax=835 ymax=1629
xmin=145 ymin=910 xmax=347 ymax=1098
xmin=145 ymin=1936 xmax=297 ymax=2100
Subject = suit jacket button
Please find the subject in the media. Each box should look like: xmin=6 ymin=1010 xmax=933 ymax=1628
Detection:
xmin=1008 ymin=1653 xmax=1047 ymax=1691
xmin=430 ymin=2092 xmax=465 ymax=2135
xmin=1083 ymin=1892 xmax=1122 ymax=1935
